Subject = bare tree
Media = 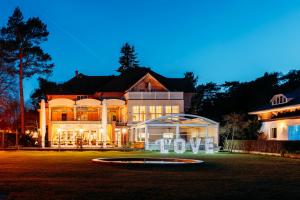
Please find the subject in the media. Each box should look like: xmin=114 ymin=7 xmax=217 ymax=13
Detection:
xmin=220 ymin=113 xmax=247 ymax=152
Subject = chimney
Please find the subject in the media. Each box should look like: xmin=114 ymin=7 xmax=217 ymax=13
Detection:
xmin=75 ymin=70 xmax=78 ymax=77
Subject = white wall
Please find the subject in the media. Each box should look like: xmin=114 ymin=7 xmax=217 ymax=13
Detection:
xmin=261 ymin=118 xmax=300 ymax=140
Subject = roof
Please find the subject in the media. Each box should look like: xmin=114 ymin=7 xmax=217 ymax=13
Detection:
xmin=48 ymin=74 xmax=115 ymax=94
xmin=47 ymin=67 xmax=195 ymax=95
xmin=250 ymin=87 xmax=300 ymax=113
xmin=131 ymin=114 xmax=219 ymax=128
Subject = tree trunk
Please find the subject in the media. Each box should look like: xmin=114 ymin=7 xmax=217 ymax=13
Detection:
xmin=230 ymin=127 xmax=236 ymax=152
xmin=16 ymin=129 xmax=19 ymax=148
xmin=19 ymin=50 xmax=25 ymax=138
xmin=1 ymin=131 xmax=4 ymax=148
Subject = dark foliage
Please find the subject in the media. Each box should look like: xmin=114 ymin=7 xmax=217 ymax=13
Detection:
xmin=184 ymin=71 xmax=198 ymax=89
xmin=190 ymin=70 xmax=300 ymax=140
xmin=117 ymin=42 xmax=139 ymax=74
xmin=0 ymin=7 xmax=53 ymax=135
xmin=30 ymin=77 xmax=57 ymax=109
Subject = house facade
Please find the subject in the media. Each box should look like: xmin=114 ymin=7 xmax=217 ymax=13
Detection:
xmin=249 ymin=88 xmax=300 ymax=140
xmin=39 ymin=68 xmax=219 ymax=149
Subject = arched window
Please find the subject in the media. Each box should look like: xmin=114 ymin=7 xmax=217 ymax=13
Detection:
xmin=271 ymin=94 xmax=287 ymax=106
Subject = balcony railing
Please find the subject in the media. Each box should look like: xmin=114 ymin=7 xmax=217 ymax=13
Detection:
xmin=124 ymin=92 xmax=183 ymax=100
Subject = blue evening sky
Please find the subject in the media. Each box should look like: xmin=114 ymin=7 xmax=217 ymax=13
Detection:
xmin=1 ymin=0 xmax=300 ymax=101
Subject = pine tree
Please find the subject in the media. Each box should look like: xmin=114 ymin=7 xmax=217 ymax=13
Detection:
xmin=184 ymin=71 xmax=198 ymax=89
xmin=117 ymin=42 xmax=139 ymax=73
xmin=1 ymin=7 xmax=53 ymax=137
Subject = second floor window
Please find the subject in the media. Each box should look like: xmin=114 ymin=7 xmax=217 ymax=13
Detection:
xmin=165 ymin=106 xmax=179 ymax=115
xmin=77 ymin=107 xmax=88 ymax=121
xmin=61 ymin=113 xmax=67 ymax=121
xmin=149 ymin=106 xmax=162 ymax=119
xmin=132 ymin=106 xmax=146 ymax=122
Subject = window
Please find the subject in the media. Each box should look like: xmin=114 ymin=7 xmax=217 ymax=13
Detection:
xmin=271 ymin=95 xmax=287 ymax=106
xmin=165 ymin=106 xmax=172 ymax=115
xmin=270 ymin=128 xmax=277 ymax=139
xmin=288 ymin=125 xmax=300 ymax=140
xmin=76 ymin=107 xmax=88 ymax=120
xmin=172 ymin=106 xmax=179 ymax=114
xmin=165 ymin=106 xmax=179 ymax=115
xmin=132 ymin=106 xmax=146 ymax=122
xmin=149 ymin=106 xmax=162 ymax=119
xmin=61 ymin=113 xmax=67 ymax=121
xmin=77 ymin=95 xmax=88 ymax=100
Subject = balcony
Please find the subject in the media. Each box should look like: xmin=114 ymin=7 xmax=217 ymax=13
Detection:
xmin=124 ymin=92 xmax=183 ymax=100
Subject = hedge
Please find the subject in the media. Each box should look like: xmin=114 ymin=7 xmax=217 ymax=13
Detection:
xmin=224 ymin=140 xmax=300 ymax=153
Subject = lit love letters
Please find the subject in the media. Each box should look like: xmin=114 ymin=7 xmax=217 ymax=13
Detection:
xmin=155 ymin=138 xmax=214 ymax=154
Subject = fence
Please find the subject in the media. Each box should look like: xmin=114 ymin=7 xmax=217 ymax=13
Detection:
xmin=224 ymin=140 xmax=300 ymax=153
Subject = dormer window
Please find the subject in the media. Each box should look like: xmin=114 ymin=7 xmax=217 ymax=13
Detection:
xmin=77 ymin=95 xmax=88 ymax=100
xmin=271 ymin=94 xmax=288 ymax=106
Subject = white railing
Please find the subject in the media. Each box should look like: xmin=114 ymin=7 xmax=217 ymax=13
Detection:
xmin=124 ymin=92 xmax=183 ymax=100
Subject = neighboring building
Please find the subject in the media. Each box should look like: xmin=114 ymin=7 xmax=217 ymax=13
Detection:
xmin=249 ymin=88 xmax=300 ymax=140
xmin=39 ymin=68 xmax=219 ymax=149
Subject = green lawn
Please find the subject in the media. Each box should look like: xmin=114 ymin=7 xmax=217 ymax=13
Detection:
xmin=0 ymin=151 xmax=299 ymax=200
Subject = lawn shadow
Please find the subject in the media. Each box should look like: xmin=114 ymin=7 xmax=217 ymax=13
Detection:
xmin=92 ymin=161 xmax=223 ymax=172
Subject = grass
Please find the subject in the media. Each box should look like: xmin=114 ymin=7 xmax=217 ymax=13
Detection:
xmin=0 ymin=151 xmax=299 ymax=200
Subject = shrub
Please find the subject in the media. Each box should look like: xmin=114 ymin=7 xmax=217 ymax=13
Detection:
xmin=224 ymin=140 xmax=300 ymax=153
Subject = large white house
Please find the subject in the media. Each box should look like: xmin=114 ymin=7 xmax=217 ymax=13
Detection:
xmin=249 ymin=88 xmax=300 ymax=140
xmin=39 ymin=68 xmax=219 ymax=149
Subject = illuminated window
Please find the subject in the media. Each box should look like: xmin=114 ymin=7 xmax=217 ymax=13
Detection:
xmin=172 ymin=106 xmax=179 ymax=114
xmin=77 ymin=107 xmax=88 ymax=121
xmin=132 ymin=106 xmax=146 ymax=122
xmin=149 ymin=106 xmax=162 ymax=119
xmin=156 ymin=106 xmax=162 ymax=118
xmin=165 ymin=106 xmax=179 ymax=115
xmin=140 ymin=106 xmax=146 ymax=121
xmin=149 ymin=106 xmax=156 ymax=119
xmin=132 ymin=106 xmax=139 ymax=122
xmin=165 ymin=106 xmax=172 ymax=115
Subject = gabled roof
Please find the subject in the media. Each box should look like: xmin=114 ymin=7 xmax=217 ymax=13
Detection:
xmin=250 ymin=87 xmax=300 ymax=113
xmin=47 ymin=67 xmax=195 ymax=95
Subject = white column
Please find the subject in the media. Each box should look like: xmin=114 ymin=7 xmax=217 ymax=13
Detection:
xmin=134 ymin=128 xmax=137 ymax=142
xmin=101 ymin=99 xmax=107 ymax=148
xmin=73 ymin=130 xmax=76 ymax=146
xmin=73 ymin=106 xmax=77 ymax=120
xmin=96 ymin=129 xmax=99 ymax=146
xmin=88 ymin=130 xmax=91 ymax=146
xmin=48 ymin=106 xmax=51 ymax=121
xmin=145 ymin=125 xmax=149 ymax=150
xmin=176 ymin=124 xmax=180 ymax=139
xmin=40 ymin=99 xmax=46 ymax=148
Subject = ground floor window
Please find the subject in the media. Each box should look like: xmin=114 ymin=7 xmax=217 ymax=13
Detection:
xmin=270 ymin=128 xmax=277 ymax=139
xmin=288 ymin=125 xmax=300 ymax=140
xmin=52 ymin=130 xmax=100 ymax=146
